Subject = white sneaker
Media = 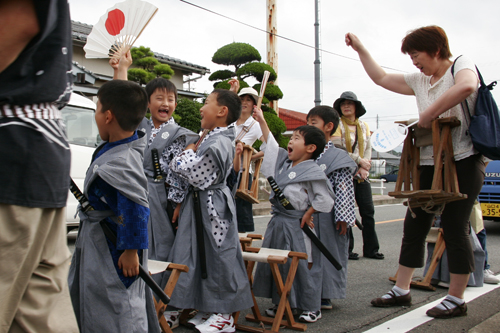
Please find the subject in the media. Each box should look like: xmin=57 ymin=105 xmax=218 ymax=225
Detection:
xmin=265 ymin=305 xmax=277 ymax=317
xmin=186 ymin=311 xmax=211 ymax=328
xmin=163 ymin=310 xmax=180 ymax=329
xmin=195 ymin=313 xmax=235 ymax=333
xmin=298 ymin=310 xmax=322 ymax=323
xmin=484 ymin=269 xmax=500 ymax=284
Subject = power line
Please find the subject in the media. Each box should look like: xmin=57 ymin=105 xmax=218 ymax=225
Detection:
xmin=179 ymin=0 xmax=408 ymax=73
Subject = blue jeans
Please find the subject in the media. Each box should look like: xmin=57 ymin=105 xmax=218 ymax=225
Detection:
xmin=477 ymin=228 xmax=489 ymax=270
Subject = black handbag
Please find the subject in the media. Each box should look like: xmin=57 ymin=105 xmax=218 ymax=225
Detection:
xmin=452 ymin=56 xmax=500 ymax=160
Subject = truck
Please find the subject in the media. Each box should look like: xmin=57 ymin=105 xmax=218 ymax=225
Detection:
xmin=61 ymin=93 xmax=99 ymax=232
xmin=478 ymin=160 xmax=500 ymax=222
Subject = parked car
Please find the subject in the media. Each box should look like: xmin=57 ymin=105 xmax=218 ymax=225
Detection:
xmin=62 ymin=93 xmax=99 ymax=232
xmin=478 ymin=160 xmax=500 ymax=222
xmin=380 ymin=169 xmax=399 ymax=182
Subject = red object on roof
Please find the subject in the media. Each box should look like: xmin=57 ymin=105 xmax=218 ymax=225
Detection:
xmin=279 ymin=108 xmax=307 ymax=131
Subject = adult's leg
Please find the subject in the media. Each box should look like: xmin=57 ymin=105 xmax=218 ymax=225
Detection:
xmin=0 ymin=204 xmax=78 ymax=333
xmin=354 ymin=180 xmax=380 ymax=257
xmin=441 ymin=154 xmax=485 ymax=298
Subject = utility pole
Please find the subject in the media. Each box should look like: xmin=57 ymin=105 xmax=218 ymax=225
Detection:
xmin=314 ymin=0 xmax=321 ymax=105
xmin=267 ymin=0 xmax=278 ymax=115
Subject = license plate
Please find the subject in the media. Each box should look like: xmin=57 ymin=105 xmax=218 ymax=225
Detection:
xmin=481 ymin=203 xmax=500 ymax=217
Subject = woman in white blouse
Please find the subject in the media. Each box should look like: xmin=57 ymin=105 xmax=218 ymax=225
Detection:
xmin=345 ymin=26 xmax=484 ymax=319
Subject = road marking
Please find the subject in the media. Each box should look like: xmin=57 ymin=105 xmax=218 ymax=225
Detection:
xmin=364 ymin=282 xmax=500 ymax=333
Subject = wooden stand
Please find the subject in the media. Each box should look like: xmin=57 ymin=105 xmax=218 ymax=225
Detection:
xmin=239 ymin=233 xmax=264 ymax=251
xmin=233 ymin=247 xmax=308 ymax=333
xmin=236 ymin=144 xmax=263 ymax=204
xmin=148 ymin=260 xmax=189 ymax=333
xmin=389 ymin=228 xmax=446 ymax=291
xmin=389 ymin=117 xmax=467 ymax=209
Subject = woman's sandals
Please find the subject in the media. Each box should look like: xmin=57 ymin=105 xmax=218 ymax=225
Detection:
xmin=371 ymin=290 xmax=412 ymax=307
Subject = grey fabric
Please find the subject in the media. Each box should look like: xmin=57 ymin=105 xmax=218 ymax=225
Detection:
xmin=166 ymin=128 xmax=253 ymax=313
xmin=253 ymin=158 xmax=332 ymax=312
xmin=84 ymin=133 xmax=149 ymax=207
xmin=138 ymin=118 xmax=198 ymax=262
xmin=315 ymin=146 xmax=357 ymax=299
xmin=424 ymin=226 xmax=485 ymax=287
xmin=68 ymin=134 xmax=160 ymax=333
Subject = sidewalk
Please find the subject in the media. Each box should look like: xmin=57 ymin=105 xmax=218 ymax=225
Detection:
xmin=253 ymin=194 xmax=406 ymax=216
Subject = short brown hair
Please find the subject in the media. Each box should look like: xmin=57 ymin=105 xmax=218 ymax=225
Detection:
xmin=401 ymin=26 xmax=452 ymax=59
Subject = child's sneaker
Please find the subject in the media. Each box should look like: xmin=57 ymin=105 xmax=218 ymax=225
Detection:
xmin=186 ymin=311 xmax=212 ymax=328
xmin=321 ymin=299 xmax=333 ymax=310
xmin=265 ymin=305 xmax=278 ymax=317
xmin=163 ymin=310 xmax=180 ymax=329
xmin=195 ymin=313 xmax=235 ymax=333
xmin=299 ymin=310 xmax=322 ymax=323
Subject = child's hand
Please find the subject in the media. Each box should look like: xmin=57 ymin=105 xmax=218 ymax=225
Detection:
xmin=185 ymin=143 xmax=196 ymax=151
xmin=109 ymin=57 xmax=120 ymax=70
xmin=252 ymin=106 xmax=265 ymax=123
xmin=118 ymin=49 xmax=133 ymax=72
xmin=301 ymin=212 xmax=314 ymax=229
xmin=336 ymin=221 xmax=347 ymax=235
xmin=172 ymin=203 xmax=181 ymax=226
xmin=235 ymin=141 xmax=244 ymax=156
xmin=228 ymin=79 xmax=240 ymax=93
xmin=118 ymin=249 xmax=139 ymax=277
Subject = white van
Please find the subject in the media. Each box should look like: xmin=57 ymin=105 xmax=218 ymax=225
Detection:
xmin=62 ymin=93 xmax=100 ymax=232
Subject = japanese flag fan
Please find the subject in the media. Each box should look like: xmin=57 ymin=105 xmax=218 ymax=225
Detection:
xmin=84 ymin=0 xmax=158 ymax=59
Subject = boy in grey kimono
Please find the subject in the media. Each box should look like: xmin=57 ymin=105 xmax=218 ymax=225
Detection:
xmin=168 ymin=89 xmax=253 ymax=333
xmin=252 ymin=107 xmax=335 ymax=323
xmin=307 ymin=105 xmax=358 ymax=310
xmin=68 ymin=80 xmax=160 ymax=333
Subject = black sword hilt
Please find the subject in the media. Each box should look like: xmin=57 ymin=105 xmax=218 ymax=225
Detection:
xmin=151 ymin=148 xmax=163 ymax=183
xmin=69 ymin=179 xmax=93 ymax=213
xmin=267 ymin=176 xmax=294 ymax=210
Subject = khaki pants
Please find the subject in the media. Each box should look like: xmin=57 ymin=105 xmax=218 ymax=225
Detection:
xmin=0 ymin=204 xmax=78 ymax=333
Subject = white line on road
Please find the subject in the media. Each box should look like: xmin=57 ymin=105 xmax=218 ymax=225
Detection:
xmin=364 ymin=281 xmax=500 ymax=333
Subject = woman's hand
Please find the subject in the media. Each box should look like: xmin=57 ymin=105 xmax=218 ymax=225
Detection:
xmin=252 ymin=106 xmax=265 ymax=123
xmin=359 ymin=158 xmax=371 ymax=170
xmin=418 ymin=109 xmax=435 ymax=129
xmin=356 ymin=168 xmax=369 ymax=180
xmin=228 ymin=79 xmax=240 ymax=93
xmin=345 ymin=32 xmax=365 ymax=53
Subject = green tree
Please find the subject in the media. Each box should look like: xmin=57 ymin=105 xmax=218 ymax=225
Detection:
xmin=127 ymin=46 xmax=174 ymax=85
xmin=210 ymin=42 xmax=287 ymax=148
xmin=174 ymin=98 xmax=202 ymax=133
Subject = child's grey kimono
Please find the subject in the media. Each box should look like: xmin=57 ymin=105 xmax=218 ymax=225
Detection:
xmin=138 ymin=117 xmax=197 ymax=262
xmin=314 ymin=144 xmax=357 ymax=299
xmin=253 ymin=133 xmax=334 ymax=312
xmin=167 ymin=127 xmax=253 ymax=313
xmin=68 ymin=133 xmax=160 ymax=333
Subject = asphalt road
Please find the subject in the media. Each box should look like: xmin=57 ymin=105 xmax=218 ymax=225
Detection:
xmin=67 ymin=198 xmax=500 ymax=332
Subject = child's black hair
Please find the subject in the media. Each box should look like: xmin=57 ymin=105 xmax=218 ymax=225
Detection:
xmin=145 ymin=77 xmax=178 ymax=102
xmin=306 ymin=105 xmax=340 ymax=136
xmin=97 ymin=80 xmax=148 ymax=131
xmin=293 ymin=125 xmax=326 ymax=160
xmin=212 ymin=89 xmax=241 ymax=125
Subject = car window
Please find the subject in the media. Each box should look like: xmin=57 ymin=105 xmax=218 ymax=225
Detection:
xmin=62 ymin=105 xmax=101 ymax=148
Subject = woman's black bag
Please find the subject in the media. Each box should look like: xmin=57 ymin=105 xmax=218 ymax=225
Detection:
xmin=452 ymin=57 xmax=500 ymax=160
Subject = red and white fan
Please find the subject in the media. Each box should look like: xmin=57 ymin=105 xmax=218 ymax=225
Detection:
xmin=84 ymin=0 xmax=158 ymax=59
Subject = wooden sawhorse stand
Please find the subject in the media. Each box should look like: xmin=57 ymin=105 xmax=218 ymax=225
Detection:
xmin=236 ymin=143 xmax=263 ymax=204
xmin=233 ymin=247 xmax=308 ymax=333
xmin=239 ymin=233 xmax=263 ymax=252
xmin=148 ymin=260 xmax=189 ymax=333
xmin=388 ymin=117 xmax=466 ymax=290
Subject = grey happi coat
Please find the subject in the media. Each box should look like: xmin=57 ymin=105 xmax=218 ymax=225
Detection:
xmin=314 ymin=146 xmax=357 ymax=299
xmin=167 ymin=128 xmax=253 ymax=313
xmin=253 ymin=144 xmax=334 ymax=312
xmin=68 ymin=133 xmax=160 ymax=333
